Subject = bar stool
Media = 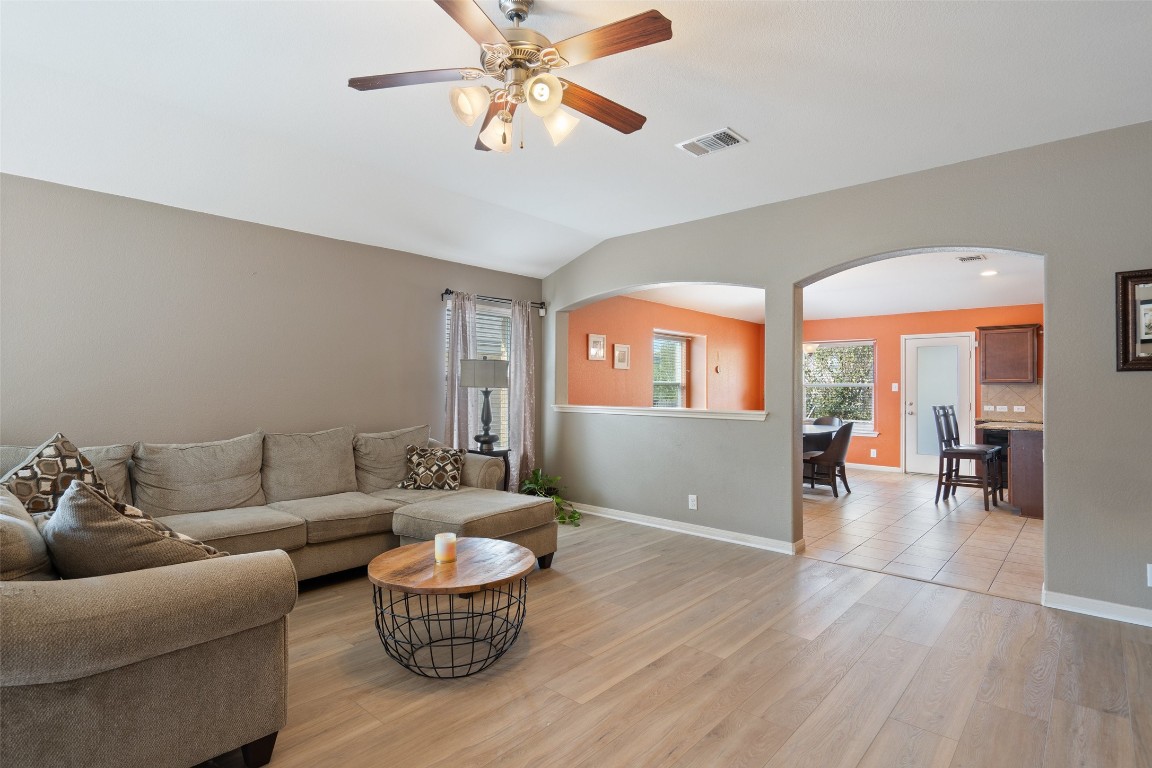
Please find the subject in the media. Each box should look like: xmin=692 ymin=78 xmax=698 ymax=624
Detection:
xmin=931 ymin=405 xmax=1002 ymax=511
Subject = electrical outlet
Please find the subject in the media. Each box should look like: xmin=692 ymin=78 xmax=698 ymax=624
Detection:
xmin=983 ymin=405 xmax=996 ymax=412
xmin=1013 ymin=405 xmax=1026 ymax=412
xmin=891 ymin=382 xmax=899 ymax=392
xmin=870 ymin=449 xmax=877 ymax=458
xmin=688 ymin=495 xmax=697 ymax=511
xmin=996 ymin=405 xmax=1009 ymax=412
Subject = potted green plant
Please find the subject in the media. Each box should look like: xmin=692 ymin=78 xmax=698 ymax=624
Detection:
xmin=519 ymin=468 xmax=581 ymax=526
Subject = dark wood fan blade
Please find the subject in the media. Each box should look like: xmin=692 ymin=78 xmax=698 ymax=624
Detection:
xmin=348 ymin=69 xmax=470 ymax=90
xmin=559 ymin=79 xmax=646 ymax=134
xmin=553 ymin=10 xmax=672 ymax=67
xmin=475 ymin=102 xmax=518 ymax=151
xmin=434 ymin=0 xmax=506 ymax=46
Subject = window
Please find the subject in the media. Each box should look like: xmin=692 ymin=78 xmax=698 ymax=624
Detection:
xmin=803 ymin=340 xmax=875 ymax=428
xmin=445 ymin=303 xmax=512 ymax=448
xmin=652 ymin=334 xmax=688 ymax=407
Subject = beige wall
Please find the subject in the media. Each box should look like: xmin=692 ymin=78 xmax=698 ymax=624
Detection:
xmin=542 ymin=122 xmax=1152 ymax=614
xmin=0 ymin=175 xmax=543 ymax=451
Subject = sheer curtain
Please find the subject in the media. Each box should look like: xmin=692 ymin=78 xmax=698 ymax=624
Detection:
xmin=444 ymin=292 xmax=476 ymax=448
xmin=507 ymin=300 xmax=536 ymax=491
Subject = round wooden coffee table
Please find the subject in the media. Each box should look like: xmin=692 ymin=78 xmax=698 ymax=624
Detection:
xmin=367 ymin=537 xmax=536 ymax=678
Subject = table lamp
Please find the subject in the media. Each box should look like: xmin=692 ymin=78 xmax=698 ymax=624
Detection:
xmin=458 ymin=356 xmax=509 ymax=452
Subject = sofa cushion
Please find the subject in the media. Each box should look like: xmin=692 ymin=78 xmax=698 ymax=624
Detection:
xmin=269 ymin=492 xmax=400 ymax=544
xmin=1 ymin=443 xmax=134 ymax=504
xmin=369 ymin=487 xmax=459 ymax=505
xmin=41 ymin=482 xmax=226 ymax=579
xmin=393 ymin=488 xmax=556 ymax=541
xmin=262 ymin=427 xmax=357 ymax=503
xmin=160 ymin=507 xmax=306 ymax=554
xmin=353 ymin=425 xmax=430 ymax=492
xmin=132 ymin=432 xmax=266 ymax=517
xmin=79 ymin=444 xmax=135 ymax=504
xmin=398 ymin=446 xmax=464 ymax=491
xmin=0 ymin=433 xmax=110 ymax=515
xmin=0 ymin=487 xmax=57 ymax=581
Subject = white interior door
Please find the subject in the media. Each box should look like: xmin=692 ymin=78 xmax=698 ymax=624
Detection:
xmin=903 ymin=334 xmax=975 ymax=474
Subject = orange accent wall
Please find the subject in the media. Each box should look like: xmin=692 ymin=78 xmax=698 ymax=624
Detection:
xmin=568 ymin=296 xmax=765 ymax=410
xmin=804 ymin=304 xmax=1043 ymax=468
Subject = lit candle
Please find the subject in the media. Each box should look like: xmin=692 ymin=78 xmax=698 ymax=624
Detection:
xmin=434 ymin=533 xmax=457 ymax=564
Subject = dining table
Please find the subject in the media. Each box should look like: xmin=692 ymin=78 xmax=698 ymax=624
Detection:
xmin=802 ymin=424 xmax=838 ymax=453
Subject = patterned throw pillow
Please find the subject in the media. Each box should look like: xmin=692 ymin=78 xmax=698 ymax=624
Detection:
xmin=398 ymin=446 xmax=465 ymax=491
xmin=0 ymin=433 xmax=109 ymax=516
xmin=41 ymin=481 xmax=226 ymax=579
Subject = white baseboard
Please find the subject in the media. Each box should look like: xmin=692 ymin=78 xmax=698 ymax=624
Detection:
xmin=574 ymin=503 xmax=801 ymax=555
xmin=1042 ymin=587 xmax=1152 ymax=628
xmin=845 ymin=463 xmax=903 ymax=473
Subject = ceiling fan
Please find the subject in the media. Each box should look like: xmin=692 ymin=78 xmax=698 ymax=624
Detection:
xmin=348 ymin=0 xmax=672 ymax=152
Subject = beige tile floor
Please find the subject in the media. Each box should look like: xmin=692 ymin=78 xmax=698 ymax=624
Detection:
xmin=801 ymin=467 xmax=1044 ymax=603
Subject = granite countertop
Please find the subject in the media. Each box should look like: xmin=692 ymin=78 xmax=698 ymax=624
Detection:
xmin=975 ymin=420 xmax=1044 ymax=431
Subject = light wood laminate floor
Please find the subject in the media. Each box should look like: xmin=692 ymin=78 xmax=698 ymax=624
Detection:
xmin=803 ymin=468 xmax=1044 ymax=604
xmin=204 ymin=516 xmax=1145 ymax=768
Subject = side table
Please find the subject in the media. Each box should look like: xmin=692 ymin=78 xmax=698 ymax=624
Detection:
xmin=468 ymin=448 xmax=509 ymax=491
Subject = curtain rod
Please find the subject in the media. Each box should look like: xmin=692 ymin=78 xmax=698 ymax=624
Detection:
xmin=441 ymin=288 xmax=546 ymax=314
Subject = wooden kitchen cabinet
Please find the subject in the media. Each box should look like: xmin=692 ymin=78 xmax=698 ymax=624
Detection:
xmin=1007 ymin=430 xmax=1043 ymax=519
xmin=976 ymin=427 xmax=1044 ymax=519
xmin=979 ymin=324 xmax=1040 ymax=383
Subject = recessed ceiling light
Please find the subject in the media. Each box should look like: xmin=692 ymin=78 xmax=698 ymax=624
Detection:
xmin=980 ymin=270 xmax=998 ymax=277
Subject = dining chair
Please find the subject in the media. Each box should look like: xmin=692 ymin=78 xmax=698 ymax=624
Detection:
xmin=802 ymin=422 xmax=854 ymax=497
xmin=931 ymin=404 xmax=1002 ymax=511
xmin=812 ymin=416 xmax=843 ymax=426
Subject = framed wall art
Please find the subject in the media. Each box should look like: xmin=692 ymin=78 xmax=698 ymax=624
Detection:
xmin=613 ymin=344 xmax=630 ymax=370
xmin=1116 ymin=268 xmax=1152 ymax=371
xmin=588 ymin=334 xmax=606 ymax=361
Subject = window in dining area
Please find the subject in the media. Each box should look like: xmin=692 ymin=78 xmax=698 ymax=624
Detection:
xmin=653 ymin=333 xmax=689 ymax=407
xmin=803 ymin=340 xmax=875 ymax=429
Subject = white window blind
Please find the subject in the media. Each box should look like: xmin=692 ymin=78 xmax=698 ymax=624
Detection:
xmin=802 ymin=340 xmax=875 ymax=429
xmin=446 ymin=303 xmax=512 ymax=448
xmin=653 ymin=334 xmax=688 ymax=408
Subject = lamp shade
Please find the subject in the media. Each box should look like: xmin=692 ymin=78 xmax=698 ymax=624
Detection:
xmin=449 ymin=86 xmax=490 ymax=127
xmin=524 ymin=72 xmax=563 ymax=117
xmin=458 ymin=357 xmax=509 ymax=389
xmin=542 ymin=108 xmax=579 ymax=146
xmin=478 ymin=115 xmax=514 ymax=152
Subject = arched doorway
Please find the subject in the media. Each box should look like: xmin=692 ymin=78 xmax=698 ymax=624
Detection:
xmin=795 ymin=246 xmax=1046 ymax=603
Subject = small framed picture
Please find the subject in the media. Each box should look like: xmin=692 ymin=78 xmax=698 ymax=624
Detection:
xmin=1140 ymin=299 xmax=1152 ymax=342
xmin=588 ymin=334 xmax=606 ymax=361
xmin=614 ymin=344 xmax=630 ymax=369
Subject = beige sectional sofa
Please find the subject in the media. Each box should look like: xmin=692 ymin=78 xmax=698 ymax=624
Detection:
xmin=0 ymin=426 xmax=557 ymax=768
xmin=0 ymin=425 xmax=558 ymax=579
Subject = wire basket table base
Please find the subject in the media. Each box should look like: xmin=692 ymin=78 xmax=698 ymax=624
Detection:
xmin=372 ymin=578 xmax=528 ymax=678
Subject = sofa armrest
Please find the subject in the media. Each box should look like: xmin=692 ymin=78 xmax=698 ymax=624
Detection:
xmin=462 ymin=452 xmax=505 ymax=490
xmin=0 ymin=550 xmax=297 ymax=686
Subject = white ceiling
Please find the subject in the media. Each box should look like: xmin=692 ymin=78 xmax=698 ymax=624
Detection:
xmin=3 ymin=2 xmax=1152 ymax=279
xmin=623 ymin=250 xmax=1044 ymax=322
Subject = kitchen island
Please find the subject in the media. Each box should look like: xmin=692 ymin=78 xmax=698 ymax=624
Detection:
xmin=976 ymin=421 xmax=1043 ymax=518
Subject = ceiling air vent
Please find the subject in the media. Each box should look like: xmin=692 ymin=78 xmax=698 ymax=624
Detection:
xmin=956 ymin=254 xmax=988 ymax=263
xmin=676 ymin=128 xmax=748 ymax=157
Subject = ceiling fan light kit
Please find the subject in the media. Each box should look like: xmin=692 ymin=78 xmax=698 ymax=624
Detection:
xmin=449 ymin=85 xmax=492 ymax=126
xmin=478 ymin=111 xmax=514 ymax=152
xmin=542 ymin=108 xmax=579 ymax=146
xmin=349 ymin=0 xmax=672 ymax=152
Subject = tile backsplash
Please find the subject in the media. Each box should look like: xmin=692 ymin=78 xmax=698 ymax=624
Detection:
xmin=981 ymin=382 xmax=1043 ymax=421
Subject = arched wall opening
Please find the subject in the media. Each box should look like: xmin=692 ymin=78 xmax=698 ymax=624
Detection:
xmin=552 ymin=282 xmax=768 ymax=415
xmin=794 ymin=245 xmax=1047 ymax=587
